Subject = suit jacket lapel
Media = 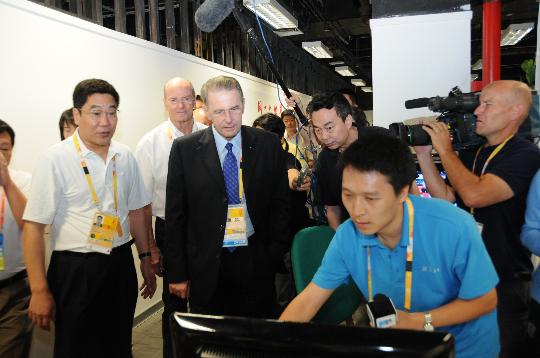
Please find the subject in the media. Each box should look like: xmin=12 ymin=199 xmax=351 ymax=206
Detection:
xmin=198 ymin=127 xmax=226 ymax=193
xmin=241 ymin=126 xmax=258 ymax=199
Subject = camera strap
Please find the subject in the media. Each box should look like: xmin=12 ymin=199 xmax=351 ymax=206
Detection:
xmin=367 ymin=197 xmax=414 ymax=312
xmin=470 ymin=135 xmax=513 ymax=214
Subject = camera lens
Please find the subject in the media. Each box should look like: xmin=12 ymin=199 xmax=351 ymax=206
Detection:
xmin=406 ymin=124 xmax=431 ymax=146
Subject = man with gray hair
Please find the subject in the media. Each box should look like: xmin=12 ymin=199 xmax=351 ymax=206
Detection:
xmin=135 ymin=77 xmax=206 ymax=358
xmin=165 ymin=75 xmax=290 ymax=318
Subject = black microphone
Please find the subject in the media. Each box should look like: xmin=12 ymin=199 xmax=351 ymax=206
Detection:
xmin=194 ymin=0 xmax=236 ymax=32
xmin=366 ymin=294 xmax=398 ymax=328
xmin=405 ymin=97 xmax=430 ymax=109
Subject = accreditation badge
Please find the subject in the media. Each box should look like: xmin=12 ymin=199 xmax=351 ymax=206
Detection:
xmin=87 ymin=212 xmax=119 ymax=254
xmin=476 ymin=221 xmax=484 ymax=235
xmin=223 ymin=204 xmax=248 ymax=248
xmin=0 ymin=233 xmax=4 ymax=270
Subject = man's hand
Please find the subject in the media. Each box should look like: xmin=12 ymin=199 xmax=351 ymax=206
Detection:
xmin=169 ymin=281 xmax=190 ymax=299
xmin=422 ymin=122 xmax=453 ymax=156
xmin=29 ymin=290 xmax=55 ymax=330
xmin=393 ymin=310 xmax=423 ymax=330
xmin=139 ymin=258 xmax=157 ymax=299
xmin=0 ymin=151 xmax=11 ymax=187
xmin=150 ymin=246 xmax=162 ymax=277
xmin=292 ymin=174 xmax=311 ymax=191
xmin=285 ymin=95 xmax=304 ymax=111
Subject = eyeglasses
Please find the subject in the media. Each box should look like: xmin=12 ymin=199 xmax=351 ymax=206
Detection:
xmin=211 ymin=106 xmax=243 ymax=118
xmin=167 ymin=97 xmax=195 ymax=105
xmin=79 ymin=109 xmax=119 ymax=120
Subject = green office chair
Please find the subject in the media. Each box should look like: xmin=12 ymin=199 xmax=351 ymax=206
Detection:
xmin=291 ymin=225 xmax=364 ymax=324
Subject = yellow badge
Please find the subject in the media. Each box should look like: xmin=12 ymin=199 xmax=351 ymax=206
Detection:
xmin=87 ymin=212 xmax=119 ymax=254
xmin=223 ymin=205 xmax=248 ymax=247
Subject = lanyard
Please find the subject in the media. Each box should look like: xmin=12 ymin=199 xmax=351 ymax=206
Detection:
xmin=367 ymin=197 xmax=414 ymax=312
xmin=73 ymin=133 xmax=118 ymax=214
xmin=470 ymin=135 xmax=513 ymax=214
xmin=167 ymin=125 xmax=174 ymax=143
xmin=239 ymin=158 xmax=243 ymax=201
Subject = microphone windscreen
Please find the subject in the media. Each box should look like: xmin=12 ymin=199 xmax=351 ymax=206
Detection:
xmin=195 ymin=0 xmax=236 ymax=32
xmin=405 ymin=97 xmax=430 ymax=109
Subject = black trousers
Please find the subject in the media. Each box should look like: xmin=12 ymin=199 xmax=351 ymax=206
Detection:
xmin=190 ymin=242 xmax=277 ymax=319
xmin=155 ymin=217 xmax=187 ymax=358
xmin=530 ymin=299 xmax=540 ymax=357
xmin=497 ymin=279 xmax=531 ymax=358
xmin=47 ymin=242 xmax=137 ymax=358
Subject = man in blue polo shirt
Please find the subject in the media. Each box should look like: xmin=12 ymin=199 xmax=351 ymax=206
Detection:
xmin=280 ymin=134 xmax=499 ymax=358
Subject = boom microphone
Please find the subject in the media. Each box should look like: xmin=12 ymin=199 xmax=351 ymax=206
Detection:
xmin=404 ymin=97 xmax=430 ymax=109
xmin=194 ymin=0 xmax=236 ymax=33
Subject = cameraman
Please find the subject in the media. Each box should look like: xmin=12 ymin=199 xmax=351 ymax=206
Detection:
xmin=416 ymin=80 xmax=540 ymax=357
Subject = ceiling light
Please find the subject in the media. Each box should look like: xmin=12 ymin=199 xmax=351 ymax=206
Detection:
xmin=302 ymin=41 xmax=333 ymax=59
xmin=273 ymin=28 xmax=303 ymax=37
xmin=471 ymin=59 xmax=482 ymax=70
xmin=243 ymin=0 xmax=298 ymax=30
xmin=329 ymin=61 xmax=344 ymax=65
xmin=501 ymin=22 xmax=534 ymax=46
xmin=351 ymin=79 xmax=366 ymax=86
xmin=335 ymin=66 xmax=356 ymax=76
xmin=361 ymin=87 xmax=372 ymax=92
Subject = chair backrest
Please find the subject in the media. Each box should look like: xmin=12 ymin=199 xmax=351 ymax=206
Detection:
xmin=291 ymin=226 xmax=363 ymax=324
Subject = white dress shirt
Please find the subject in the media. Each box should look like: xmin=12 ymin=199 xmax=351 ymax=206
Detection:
xmin=0 ymin=168 xmax=31 ymax=280
xmin=134 ymin=119 xmax=207 ymax=219
xmin=23 ymin=129 xmax=150 ymax=252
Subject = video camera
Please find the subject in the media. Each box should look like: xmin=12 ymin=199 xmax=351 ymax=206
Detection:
xmin=389 ymin=87 xmax=484 ymax=150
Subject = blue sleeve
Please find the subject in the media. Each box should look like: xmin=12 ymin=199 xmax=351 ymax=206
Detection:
xmin=521 ymin=170 xmax=540 ymax=255
xmin=312 ymin=226 xmax=352 ymax=290
xmin=453 ymin=214 xmax=499 ymax=299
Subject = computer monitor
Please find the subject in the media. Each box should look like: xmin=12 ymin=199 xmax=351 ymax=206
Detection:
xmin=416 ymin=170 xmax=447 ymax=199
xmin=170 ymin=313 xmax=454 ymax=358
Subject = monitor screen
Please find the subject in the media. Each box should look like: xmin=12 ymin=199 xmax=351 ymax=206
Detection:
xmin=416 ymin=170 xmax=447 ymax=198
xmin=170 ymin=313 xmax=454 ymax=358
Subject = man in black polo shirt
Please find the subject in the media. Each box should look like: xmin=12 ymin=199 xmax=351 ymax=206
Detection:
xmin=307 ymin=92 xmax=358 ymax=229
xmin=417 ymin=80 xmax=540 ymax=357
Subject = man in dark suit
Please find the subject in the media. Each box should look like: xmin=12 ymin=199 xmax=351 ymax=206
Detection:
xmin=164 ymin=75 xmax=290 ymax=318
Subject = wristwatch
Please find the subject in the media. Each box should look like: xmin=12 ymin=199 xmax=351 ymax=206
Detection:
xmin=423 ymin=312 xmax=434 ymax=332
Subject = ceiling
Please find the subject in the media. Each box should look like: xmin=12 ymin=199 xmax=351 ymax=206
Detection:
xmin=91 ymin=0 xmax=538 ymax=108
xmin=276 ymin=0 xmax=539 ymax=88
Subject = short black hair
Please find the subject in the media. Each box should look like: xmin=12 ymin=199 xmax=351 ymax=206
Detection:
xmin=306 ymin=92 xmax=352 ymax=122
xmin=340 ymin=132 xmax=416 ymax=195
xmin=59 ymin=108 xmax=77 ymax=140
xmin=339 ymin=88 xmax=358 ymax=106
xmin=280 ymin=109 xmax=295 ymax=120
xmin=0 ymin=119 xmax=15 ymax=146
xmin=73 ymin=79 xmax=119 ymax=110
xmin=252 ymin=113 xmax=285 ymax=139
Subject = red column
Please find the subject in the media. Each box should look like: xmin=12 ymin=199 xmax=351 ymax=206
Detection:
xmin=482 ymin=0 xmax=501 ymax=86
xmin=471 ymin=80 xmax=484 ymax=92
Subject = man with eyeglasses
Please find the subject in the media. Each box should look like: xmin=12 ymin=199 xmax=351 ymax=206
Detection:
xmin=308 ymin=92 xmax=358 ymax=229
xmin=164 ymin=75 xmax=290 ymax=318
xmin=22 ymin=78 xmax=156 ymax=357
xmin=134 ymin=77 xmax=206 ymax=358
xmin=0 ymin=120 xmax=33 ymax=358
